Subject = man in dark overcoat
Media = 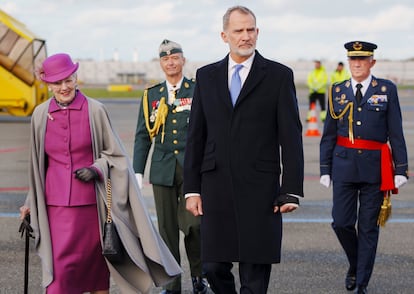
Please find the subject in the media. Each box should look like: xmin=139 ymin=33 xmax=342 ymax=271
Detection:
xmin=183 ymin=6 xmax=304 ymax=294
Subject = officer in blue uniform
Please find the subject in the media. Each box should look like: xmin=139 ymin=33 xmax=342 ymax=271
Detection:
xmin=133 ymin=40 xmax=207 ymax=294
xmin=320 ymin=41 xmax=409 ymax=294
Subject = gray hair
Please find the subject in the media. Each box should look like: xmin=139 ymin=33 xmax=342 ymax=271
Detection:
xmin=223 ymin=6 xmax=256 ymax=31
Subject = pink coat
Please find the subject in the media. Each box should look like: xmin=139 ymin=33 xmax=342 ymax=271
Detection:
xmin=45 ymin=95 xmax=96 ymax=206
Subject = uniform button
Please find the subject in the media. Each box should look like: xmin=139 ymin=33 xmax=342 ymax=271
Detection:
xmin=356 ymin=121 xmax=361 ymax=126
xmin=357 ymin=136 xmax=361 ymax=139
xmin=357 ymin=107 xmax=362 ymax=112
xmin=172 ymin=109 xmax=177 ymax=114
xmin=172 ymin=119 xmax=177 ymax=124
xmin=173 ymin=140 xmax=178 ymax=144
xmin=172 ymin=130 xmax=178 ymax=134
xmin=376 ymin=108 xmax=380 ymax=111
xmin=357 ymin=150 xmax=362 ymax=154
xmin=174 ymin=150 xmax=179 ymax=155
xmin=63 ymin=137 xmax=68 ymax=142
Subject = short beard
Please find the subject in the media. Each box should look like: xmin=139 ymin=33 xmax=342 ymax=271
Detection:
xmin=235 ymin=46 xmax=255 ymax=57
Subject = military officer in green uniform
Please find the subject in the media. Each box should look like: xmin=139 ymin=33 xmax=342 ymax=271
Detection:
xmin=133 ymin=40 xmax=207 ymax=294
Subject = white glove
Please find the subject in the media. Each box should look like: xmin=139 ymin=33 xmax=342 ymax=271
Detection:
xmin=320 ymin=175 xmax=331 ymax=188
xmin=394 ymin=175 xmax=408 ymax=189
xmin=135 ymin=173 xmax=143 ymax=189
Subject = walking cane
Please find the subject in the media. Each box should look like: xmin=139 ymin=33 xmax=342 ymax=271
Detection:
xmin=19 ymin=215 xmax=33 ymax=294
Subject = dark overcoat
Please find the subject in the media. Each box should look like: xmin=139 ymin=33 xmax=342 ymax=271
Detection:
xmin=183 ymin=51 xmax=304 ymax=263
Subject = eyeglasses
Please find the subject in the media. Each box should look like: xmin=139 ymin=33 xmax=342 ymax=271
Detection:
xmin=49 ymin=76 xmax=76 ymax=88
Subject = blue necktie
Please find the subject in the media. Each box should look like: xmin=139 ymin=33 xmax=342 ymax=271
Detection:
xmin=230 ymin=64 xmax=243 ymax=106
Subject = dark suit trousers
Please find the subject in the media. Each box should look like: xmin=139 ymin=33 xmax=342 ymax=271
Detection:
xmin=331 ymin=181 xmax=383 ymax=287
xmin=203 ymin=262 xmax=271 ymax=294
xmin=153 ymin=162 xmax=202 ymax=291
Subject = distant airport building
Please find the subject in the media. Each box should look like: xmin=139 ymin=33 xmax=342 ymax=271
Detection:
xmin=75 ymin=59 xmax=414 ymax=87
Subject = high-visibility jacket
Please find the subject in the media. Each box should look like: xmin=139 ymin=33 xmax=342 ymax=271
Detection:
xmin=307 ymin=66 xmax=328 ymax=94
xmin=331 ymin=69 xmax=351 ymax=84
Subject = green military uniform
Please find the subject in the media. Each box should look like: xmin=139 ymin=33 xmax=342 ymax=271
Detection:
xmin=133 ymin=77 xmax=202 ymax=292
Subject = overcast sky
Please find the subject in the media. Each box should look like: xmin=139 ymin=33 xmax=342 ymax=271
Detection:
xmin=2 ymin=0 xmax=414 ymax=63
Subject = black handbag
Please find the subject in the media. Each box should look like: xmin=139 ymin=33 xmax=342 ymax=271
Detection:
xmin=102 ymin=166 xmax=124 ymax=262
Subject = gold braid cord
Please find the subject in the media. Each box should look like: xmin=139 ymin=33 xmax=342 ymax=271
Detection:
xmin=377 ymin=191 xmax=392 ymax=227
xmin=142 ymin=89 xmax=169 ymax=143
xmin=328 ymin=85 xmax=355 ymax=143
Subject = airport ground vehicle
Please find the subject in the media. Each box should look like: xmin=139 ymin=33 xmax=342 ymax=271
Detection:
xmin=0 ymin=9 xmax=48 ymax=116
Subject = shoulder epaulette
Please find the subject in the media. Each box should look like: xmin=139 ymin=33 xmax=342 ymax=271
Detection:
xmin=146 ymin=82 xmax=163 ymax=90
xmin=333 ymin=79 xmax=349 ymax=87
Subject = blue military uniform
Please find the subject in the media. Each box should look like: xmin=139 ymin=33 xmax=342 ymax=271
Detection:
xmin=320 ymin=41 xmax=408 ymax=293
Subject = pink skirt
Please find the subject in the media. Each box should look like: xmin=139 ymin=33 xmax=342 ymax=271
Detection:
xmin=46 ymin=205 xmax=110 ymax=294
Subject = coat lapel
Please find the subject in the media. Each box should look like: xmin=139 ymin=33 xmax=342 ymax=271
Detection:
xmin=208 ymin=56 xmax=234 ymax=110
xmin=361 ymin=76 xmax=378 ymax=105
xmin=177 ymin=77 xmax=193 ymax=98
xmin=234 ymin=52 xmax=266 ymax=107
xmin=208 ymin=52 xmax=268 ymax=109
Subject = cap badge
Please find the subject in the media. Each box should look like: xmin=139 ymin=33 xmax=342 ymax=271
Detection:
xmin=353 ymin=42 xmax=363 ymax=51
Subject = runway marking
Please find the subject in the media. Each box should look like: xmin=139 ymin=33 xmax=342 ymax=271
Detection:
xmin=0 ymin=146 xmax=27 ymax=153
xmin=0 ymin=187 xmax=28 ymax=192
xmin=282 ymin=218 xmax=414 ymax=223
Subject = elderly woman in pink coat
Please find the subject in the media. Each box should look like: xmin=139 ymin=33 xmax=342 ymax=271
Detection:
xmin=19 ymin=53 xmax=181 ymax=294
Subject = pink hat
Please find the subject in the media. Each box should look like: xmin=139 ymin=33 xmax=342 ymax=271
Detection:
xmin=39 ymin=53 xmax=79 ymax=83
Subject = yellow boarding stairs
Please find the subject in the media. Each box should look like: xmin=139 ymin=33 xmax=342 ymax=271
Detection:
xmin=0 ymin=9 xmax=48 ymax=116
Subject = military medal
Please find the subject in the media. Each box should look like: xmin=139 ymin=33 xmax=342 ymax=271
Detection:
xmin=150 ymin=100 xmax=159 ymax=123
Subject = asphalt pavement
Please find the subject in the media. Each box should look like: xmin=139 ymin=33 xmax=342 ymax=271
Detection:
xmin=1 ymin=88 xmax=413 ymax=293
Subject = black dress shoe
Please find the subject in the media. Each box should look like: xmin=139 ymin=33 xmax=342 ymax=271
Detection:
xmin=355 ymin=286 xmax=367 ymax=294
xmin=345 ymin=269 xmax=356 ymax=291
xmin=192 ymin=276 xmax=208 ymax=294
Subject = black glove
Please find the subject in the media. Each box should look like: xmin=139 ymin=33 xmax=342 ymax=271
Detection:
xmin=74 ymin=167 xmax=99 ymax=182
xmin=273 ymin=194 xmax=300 ymax=207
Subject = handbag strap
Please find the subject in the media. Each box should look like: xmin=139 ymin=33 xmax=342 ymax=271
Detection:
xmin=106 ymin=164 xmax=113 ymax=223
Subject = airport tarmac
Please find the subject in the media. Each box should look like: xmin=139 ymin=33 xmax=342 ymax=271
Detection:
xmin=0 ymin=88 xmax=413 ymax=293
